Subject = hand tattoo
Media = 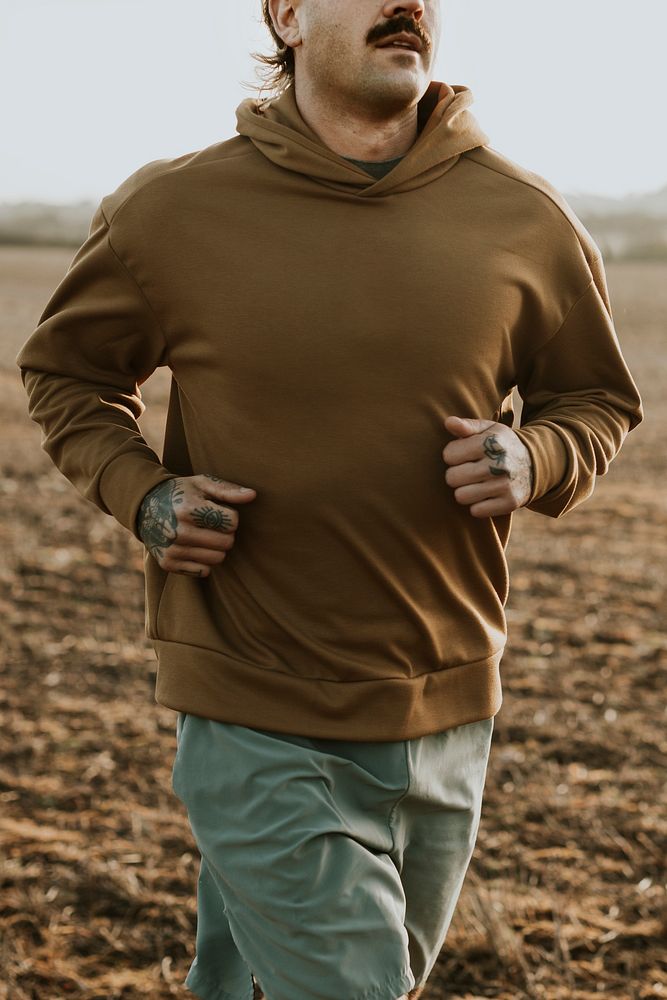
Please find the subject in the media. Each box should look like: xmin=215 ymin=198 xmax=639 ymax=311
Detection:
xmin=192 ymin=506 xmax=234 ymax=532
xmin=483 ymin=434 xmax=511 ymax=478
xmin=137 ymin=479 xmax=185 ymax=560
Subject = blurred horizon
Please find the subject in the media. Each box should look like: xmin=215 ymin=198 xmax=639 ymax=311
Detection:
xmin=2 ymin=181 xmax=667 ymax=210
xmin=1 ymin=0 xmax=666 ymax=204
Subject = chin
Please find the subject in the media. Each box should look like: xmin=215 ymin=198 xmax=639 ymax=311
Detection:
xmin=353 ymin=67 xmax=423 ymax=106
xmin=370 ymin=76 xmax=423 ymax=110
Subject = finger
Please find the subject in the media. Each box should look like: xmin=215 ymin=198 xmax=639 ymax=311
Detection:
xmin=171 ymin=561 xmax=212 ymax=578
xmin=444 ymin=459 xmax=490 ymax=489
xmin=444 ymin=416 xmax=496 ymax=438
xmin=469 ymin=497 xmax=514 ymax=518
xmin=170 ymin=547 xmax=228 ymax=566
xmin=196 ymin=474 xmax=258 ymax=503
xmin=453 ymin=479 xmax=507 ymax=506
xmin=175 ymin=527 xmax=235 ymax=550
xmin=187 ymin=502 xmax=238 ymax=533
xmin=442 ymin=435 xmax=485 ymax=466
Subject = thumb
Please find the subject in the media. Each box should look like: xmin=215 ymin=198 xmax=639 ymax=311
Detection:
xmin=198 ymin=474 xmax=258 ymax=503
xmin=445 ymin=415 xmax=496 ymax=438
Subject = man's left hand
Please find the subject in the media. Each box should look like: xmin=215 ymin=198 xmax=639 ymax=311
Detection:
xmin=442 ymin=416 xmax=534 ymax=518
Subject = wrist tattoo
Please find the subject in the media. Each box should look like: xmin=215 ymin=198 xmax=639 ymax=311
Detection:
xmin=138 ymin=479 xmax=184 ymax=559
xmin=483 ymin=433 xmax=511 ymax=478
xmin=192 ymin=505 xmax=234 ymax=532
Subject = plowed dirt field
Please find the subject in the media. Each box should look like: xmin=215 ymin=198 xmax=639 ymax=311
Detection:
xmin=1 ymin=247 xmax=665 ymax=999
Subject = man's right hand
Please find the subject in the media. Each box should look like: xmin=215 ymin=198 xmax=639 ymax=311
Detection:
xmin=137 ymin=474 xmax=257 ymax=577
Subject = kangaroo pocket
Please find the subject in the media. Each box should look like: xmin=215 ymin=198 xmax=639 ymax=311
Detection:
xmin=145 ymin=508 xmax=511 ymax=684
xmin=145 ymin=556 xmax=222 ymax=647
xmin=144 ymin=551 xmax=170 ymax=640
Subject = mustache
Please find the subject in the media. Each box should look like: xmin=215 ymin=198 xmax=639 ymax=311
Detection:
xmin=369 ymin=16 xmax=430 ymax=52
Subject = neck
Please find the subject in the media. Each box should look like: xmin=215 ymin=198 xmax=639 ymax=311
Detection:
xmin=293 ymin=78 xmax=419 ymax=162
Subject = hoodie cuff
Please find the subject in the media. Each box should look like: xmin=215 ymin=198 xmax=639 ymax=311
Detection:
xmin=513 ymin=422 xmax=569 ymax=506
xmin=97 ymin=453 xmax=179 ymax=541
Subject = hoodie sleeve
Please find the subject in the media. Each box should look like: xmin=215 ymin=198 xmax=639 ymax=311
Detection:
xmin=15 ymin=201 xmax=178 ymax=539
xmin=513 ymin=254 xmax=643 ymax=518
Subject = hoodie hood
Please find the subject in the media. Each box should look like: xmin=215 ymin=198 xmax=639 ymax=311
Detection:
xmin=235 ymin=80 xmax=490 ymax=196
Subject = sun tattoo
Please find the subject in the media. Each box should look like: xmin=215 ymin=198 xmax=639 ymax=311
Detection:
xmin=192 ymin=506 xmax=234 ymax=532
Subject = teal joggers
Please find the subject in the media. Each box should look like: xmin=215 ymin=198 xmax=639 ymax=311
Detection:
xmin=171 ymin=712 xmax=495 ymax=1000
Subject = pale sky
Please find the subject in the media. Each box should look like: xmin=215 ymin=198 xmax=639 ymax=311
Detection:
xmin=1 ymin=0 xmax=665 ymax=204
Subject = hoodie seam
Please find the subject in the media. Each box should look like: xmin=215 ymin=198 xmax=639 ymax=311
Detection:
xmin=103 ymin=148 xmax=257 ymax=227
xmin=517 ymin=277 xmax=595 ymax=382
xmin=154 ymin=637 xmax=504 ymax=683
xmin=465 ymin=150 xmax=602 ymax=265
xmin=99 ymin=203 xmax=171 ymax=362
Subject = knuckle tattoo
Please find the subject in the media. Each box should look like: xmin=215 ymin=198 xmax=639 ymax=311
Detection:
xmin=191 ymin=505 xmax=235 ymax=532
xmin=483 ymin=433 xmax=511 ymax=479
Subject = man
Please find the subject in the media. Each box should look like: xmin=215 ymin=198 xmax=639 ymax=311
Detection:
xmin=16 ymin=1 xmax=643 ymax=998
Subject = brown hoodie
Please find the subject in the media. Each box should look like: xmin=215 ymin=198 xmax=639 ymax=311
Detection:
xmin=16 ymin=81 xmax=643 ymax=740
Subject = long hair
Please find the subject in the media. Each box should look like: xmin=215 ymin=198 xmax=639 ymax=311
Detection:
xmin=250 ymin=1 xmax=296 ymax=100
